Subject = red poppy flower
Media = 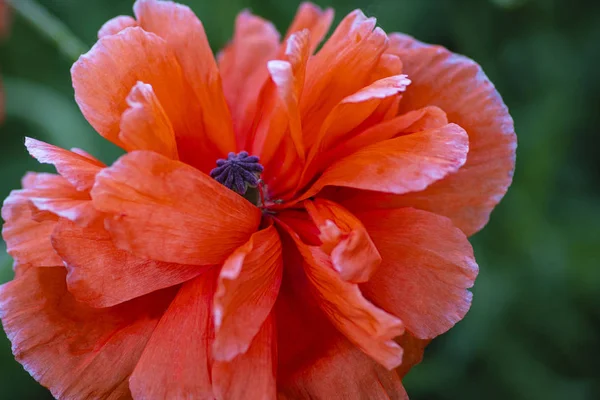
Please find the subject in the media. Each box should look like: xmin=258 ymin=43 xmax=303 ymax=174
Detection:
xmin=0 ymin=1 xmax=516 ymax=399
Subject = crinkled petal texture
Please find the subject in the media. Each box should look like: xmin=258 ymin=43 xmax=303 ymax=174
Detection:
xmin=358 ymin=208 xmax=478 ymax=339
xmin=213 ymin=225 xmax=283 ymax=362
xmin=279 ymin=338 xmax=408 ymax=400
xmin=339 ymin=33 xmax=516 ymax=236
xmin=0 ymin=267 xmax=176 ymax=400
xmin=91 ymin=151 xmax=261 ymax=265
xmin=129 ymin=273 xmax=216 ymax=399
xmin=0 ymin=1 xmax=516 ymax=400
xmin=52 ymin=219 xmax=207 ymax=308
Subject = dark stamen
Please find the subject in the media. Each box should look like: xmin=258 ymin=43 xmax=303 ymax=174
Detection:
xmin=210 ymin=151 xmax=264 ymax=195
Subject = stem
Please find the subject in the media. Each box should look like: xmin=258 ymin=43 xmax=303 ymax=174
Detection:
xmin=7 ymin=0 xmax=88 ymax=62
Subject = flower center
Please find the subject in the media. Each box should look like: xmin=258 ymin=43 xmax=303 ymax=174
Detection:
xmin=210 ymin=151 xmax=265 ymax=204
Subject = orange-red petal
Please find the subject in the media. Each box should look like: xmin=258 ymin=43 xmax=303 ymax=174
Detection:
xmin=312 ymin=74 xmax=411 ymax=156
xmin=218 ymin=10 xmax=280 ymax=146
xmin=213 ymin=225 xmax=282 ymax=361
xmin=72 ymin=27 xmax=188 ymax=149
xmin=359 ymin=208 xmax=478 ymax=339
xmin=279 ymin=337 xmax=408 ymax=400
xmin=25 ymin=137 xmax=105 ymax=191
xmin=129 ymin=272 xmax=216 ymax=400
xmin=284 ymin=2 xmax=334 ymax=53
xmin=18 ymin=173 xmax=97 ymax=225
xmin=134 ymin=0 xmax=236 ymax=159
xmin=1 ymin=190 xmax=61 ymax=267
xmin=247 ymin=31 xmax=311 ymax=197
xmin=302 ymin=123 xmax=468 ymax=200
xmin=280 ymin=222 xmax=404 ymax=370
xmin=52 ymin=219 xmax=207 ymax=307
xmin=300 ymin=11 xmax=389 ymax=148
xmin=212 ymin=315 xmax=277 ymax=400
xmin=98 ymin=15 xmax=138 ymax=38
xmin=387 ymin=33 xmax=517 ymax=235
xmin=300 ymin=105 xmax=448 ymax=191
xmin=119 ymin=81 xmax=178 ymax=159
xmin=91 ymin=151 xmax=261 ymax=265
xmin=0 ymin=267 xmax=174 ymax=399
xmin=305 ymin=199 xmax=380 ymax=283
xmin=335 ymin=105 xmax=448 ymax=160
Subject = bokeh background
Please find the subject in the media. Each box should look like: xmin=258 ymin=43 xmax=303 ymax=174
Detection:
xmin=1 ymin=0 xmax=599 ymax=398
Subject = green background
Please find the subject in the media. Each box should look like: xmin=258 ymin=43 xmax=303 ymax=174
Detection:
xmin=1 ymin=0 xmax=599 ymax=398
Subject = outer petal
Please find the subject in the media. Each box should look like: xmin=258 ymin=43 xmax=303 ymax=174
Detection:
xmin=52 ymin=219 xmax=207 ymax=307
xmin=1 ymin=191 xmax=61 ymax=267
xmin=91 ymin=151 xmax=261 ymax=265
xmin=305 ymin=199 xmax=381 ymax=283
xmin=285 ymin=2 xmax=334 ymax=54
xmin=134 ymin=0 xmax=236 ymax=159
xmin=0 ymin=267 xmax=175 ymax=400
xmin=387 ymin=33 xmax=517 ymax=235
xmin=212 ymin=316 xmax=277 ymax=400
xmin=213 ymin=225 xmax=283 ymax=361
xmin=72 ymin=27 xmax=192 ymax=151
xmin=301 ymin=123 xmax=468 ymax=200
xmin=19 ymin=173 xmax=97 ymax=225
xmin=279 ymin=337 xmax=407 ymax=400
xmin=119 ymin=81 xmax=178 ymax=159
xmin=359 ymin=208 xmax=478 ymax=339
xmin=218 ymin=10 xmax=280 ymax=145
xmin=98 ymin=15 xmax=138 ymax=38
xmin=25 ymin=137 xmax=105 ymax=191
xmin=279 ymin=222 xmax=404 ymax=370
xmin=130 ymin=272 xmax=216 ymax=400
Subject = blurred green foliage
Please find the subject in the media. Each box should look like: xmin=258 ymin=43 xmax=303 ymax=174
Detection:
xmin=1 ymin=0 xmax=599 ymax=399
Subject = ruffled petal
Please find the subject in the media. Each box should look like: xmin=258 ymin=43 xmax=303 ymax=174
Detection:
xmin=387 ymin=33 xmax=517 ymax=235
xmin=336 ymin=105 xmax=448 ymax=159
xmin=25 ymin=137 xmax=105 ymax=191
xmin=279 ymin=221 xmax=404 ymax=370
xmin=0 ymin=267 xmax=175 ymax=400
xmin=279 ymin=337 xmax=408 ymax=400
xmin=72 ymin=27 xmax=192 ymax=151
xmin=98 ymin=15 xmax=138 ymax=38
xmin=134 ymin=0 xmax=236 ymax=160
xmin=300 ymin=106 xmax=448 ymax=191
xmin=253 ymin=30 xmax=309 ymax=162
xmin=213 ymin=225 xmax=282 ymax=361
xmin=300 ymin=10 xmax=389 ymax=148
xmin=130 ymin=272 xmax=216 ymax=400
xmin=304 ymin=199 xmax=380 ymax=283
xmin=119 ymin=81 xmax=178 ymax=159
xmin=285 ymin=2 xmax=334 ymax=54
xmin=302 ymin=123 xmax=468 ymax=200
xmin=1 ymin=190 xmax=61 ymax=267
xmin=359 ymin=208 xmax=478 ymax=339
xmin=52 ymin=219 xmax=207 ymax=307
xmin=212 ymin=315 xmax=277 ymax=400
xmin=312 ymin=74 xmax=411 ymax=156
xmin=91 ymin=151 xmax=261 ymax=265
xmin=250 ymin=35 xmax=310 ymax=197
xmin=218 ymin=10 xmax=280 ymax=145
xmin=18 ymin=173 xmax=97 ymax=225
